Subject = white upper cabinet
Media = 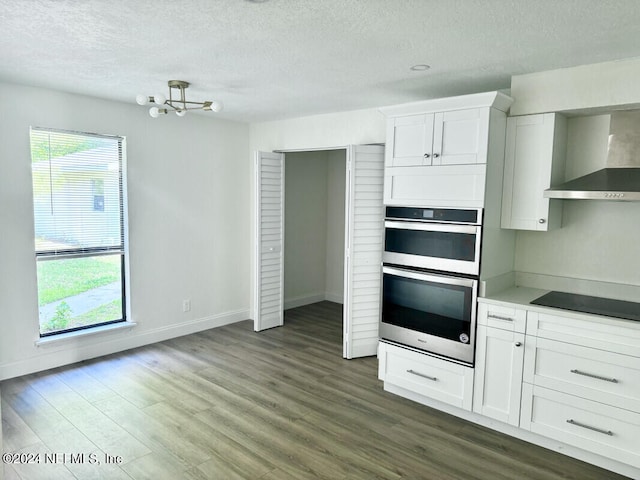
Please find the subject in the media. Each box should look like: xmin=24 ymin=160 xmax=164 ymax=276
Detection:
xmin=433 ymin=108 xmax=489 ymax=166
xmin=387 ymin=114 xmax=435 ymax=167
xmin=387 ymin=108 xmax=489 ymax=168
xmin=501 ymin=113 xmax=567 ymax=230
xmin=381 ymin=92 xmax=512 ymax=207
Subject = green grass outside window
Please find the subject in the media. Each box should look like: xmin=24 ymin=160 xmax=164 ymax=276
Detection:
xmin=36 ymin=255 xmax=121 ymax=306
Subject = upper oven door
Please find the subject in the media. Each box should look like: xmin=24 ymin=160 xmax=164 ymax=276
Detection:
xmin=383 ymin=220 xmax=481 ymax=275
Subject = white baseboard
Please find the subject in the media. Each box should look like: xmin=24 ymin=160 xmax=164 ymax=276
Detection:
xmin=284 ymin=292 xmax=344 ymax=310
xmin=324 ymin=292 xmax=343 ymax=304
xmin=284 ymin=293 xmax=325 ymax=310
xmin=0 ymin=309 xmax=248 ymax=381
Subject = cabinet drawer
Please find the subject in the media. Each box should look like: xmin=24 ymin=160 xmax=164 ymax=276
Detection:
xmin=521 ymin=384 xmax=640 ymax=469
xmin=527 ymin=311 xmax=640 ymax=358
xmin=378 ymin=342 xmax=474 ymax=410
xmin=478 ymin=302 xmax=526 ymax=333
xmin=524 ymin=336 xmax=640 ymax=412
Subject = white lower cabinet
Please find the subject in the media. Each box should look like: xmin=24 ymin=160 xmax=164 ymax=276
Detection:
xmin=520 ymin=383 xmax=640 ymax=469
xmin=379 ymin=299 xmax=640 ymax=476
xmin=378 ymin=341 xmax=474 ymax=410
xmin=473 ymin=303 xmax=526 ymax=426
xmin=519 ymin=318 xmax=640 ymax=470
xmin=473 ymin=325 xmax=525 ymax=425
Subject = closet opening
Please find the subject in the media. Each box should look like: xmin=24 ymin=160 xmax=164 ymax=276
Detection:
xmin=283 ymin=149 xmax=347 ymax=341
xmin=254 ymin=144 xmax=384 ymax=358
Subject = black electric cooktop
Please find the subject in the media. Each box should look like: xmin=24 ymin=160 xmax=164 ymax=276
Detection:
xmin=531 ymin=291 xmax=640 ymax=322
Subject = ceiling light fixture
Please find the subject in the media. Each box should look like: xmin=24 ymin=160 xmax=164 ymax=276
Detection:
xmin=410 ymin=64 xmax=431 ymax=71
xmin=136 ymin=80 xmax=223 ymax=118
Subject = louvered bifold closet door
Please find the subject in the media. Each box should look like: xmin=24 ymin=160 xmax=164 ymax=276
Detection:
xmin=254 ymin=151 xmax=285 ymax=331
xmin=343 ymin=145 xmax=385 ymax=358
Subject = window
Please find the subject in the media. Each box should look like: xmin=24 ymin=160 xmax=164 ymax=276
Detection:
xmin=30 ymin=127 xmax=127 ymax=336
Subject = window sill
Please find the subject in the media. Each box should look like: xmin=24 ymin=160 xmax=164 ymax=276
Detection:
xmin=35 ymin=321 xmax=137 ymax=348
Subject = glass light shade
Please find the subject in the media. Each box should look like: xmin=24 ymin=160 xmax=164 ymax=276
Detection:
xmin=136 ymin=94 xmax=149 ymax=106
xmin=153 ymin=93 xmax=166 ymax=105
xmin=176 ymin=109 xmax=187 ymax=117
xmin=209 ymin=100 xmax=223 ymax=112
xmin=149 ymin=106 xmax=160 ymax=118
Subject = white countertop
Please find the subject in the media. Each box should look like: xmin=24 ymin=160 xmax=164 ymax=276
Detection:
xmin=479 ymin=285 xmax=546 ymax=306
xmin=479 ymin=284 xmax=640 ymax=330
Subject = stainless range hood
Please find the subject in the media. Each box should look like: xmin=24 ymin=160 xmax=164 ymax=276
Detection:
xmin=544 ymin=110 xmax=640 ymax=201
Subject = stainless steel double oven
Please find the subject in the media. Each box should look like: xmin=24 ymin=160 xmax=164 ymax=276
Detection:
xmin=380 ymin=206 xmax=482 ymax=365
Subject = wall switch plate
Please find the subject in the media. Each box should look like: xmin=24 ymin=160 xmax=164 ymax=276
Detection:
xmin=182 ymin=300 xmax=191 ymax=312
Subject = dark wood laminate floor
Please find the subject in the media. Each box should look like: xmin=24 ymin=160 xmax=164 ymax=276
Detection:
xmin=1 ymin=301 xmax=630 ymax=479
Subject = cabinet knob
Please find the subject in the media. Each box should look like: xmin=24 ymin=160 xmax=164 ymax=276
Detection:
xmin=514 ymin=342 xmax=522 ymax=347
xmin=432 ymin=153 xmax=440 ymax=158
xmin=424 ymin=153 xmax=430 ymax=159
xmin=538 ymin=218 xmax=546 ymax=224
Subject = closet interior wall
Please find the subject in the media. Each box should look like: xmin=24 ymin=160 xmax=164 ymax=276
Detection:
xmin=283 ymin=150 xmax=346 ymax=310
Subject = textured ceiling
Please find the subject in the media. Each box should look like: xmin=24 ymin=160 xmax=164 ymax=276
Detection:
xmin=1 ymin=0 xmax=640 ymax=122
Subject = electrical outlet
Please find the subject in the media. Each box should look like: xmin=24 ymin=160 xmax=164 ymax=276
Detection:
xmin=182 ymin=299 xmax=191 ymax=312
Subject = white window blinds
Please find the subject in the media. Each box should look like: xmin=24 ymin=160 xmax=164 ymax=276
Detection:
xmin=30 ymin=128 xmax=124 ymax=257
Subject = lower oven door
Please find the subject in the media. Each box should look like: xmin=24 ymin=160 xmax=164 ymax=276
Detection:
xmin=380 ymin=266 xmax=478 ymax=364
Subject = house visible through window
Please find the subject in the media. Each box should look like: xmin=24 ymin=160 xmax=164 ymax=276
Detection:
xmin=92 ymin=179 xmax=105 ymax=211
xmin=30 ymin=127 xmax=127 ymax=336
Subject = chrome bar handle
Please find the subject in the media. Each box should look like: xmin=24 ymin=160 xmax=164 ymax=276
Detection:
xmin=487 ymin=314 xmax=514 ymax=322
xmin=570 ymin=369 xmax=618 ymax=383
xmin=407 ymin=369 xmax=437 ymax=382
xmin=566 ymin=419 xmax=613 ymax=436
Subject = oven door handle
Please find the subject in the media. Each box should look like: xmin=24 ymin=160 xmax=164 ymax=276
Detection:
xmin=384 ymin=220 xmax=480 ymax=234
xmin=382 ymin=266 xmax=477 ymax=289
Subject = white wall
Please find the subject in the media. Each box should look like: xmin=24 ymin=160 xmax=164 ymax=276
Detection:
xmin=514 ymin=114 xmax=640 ymax=286
xmin=325 ymin=150 xmax=346 ymax=302
xmin=0 ymin=82 xmax=251 ymax=380
xmin=284 ymin=151 xmax=328 ymax=307
xmin=249 ymin=108 xmax=385 ymax=152
xmin=511 ymin=61 xmax=640 ymax=287
xmin=0 ymin=383 xmax=3 ymax=480
xmin=283 ymin=150 xmax=346 ymax=309
xmin=510 ymin=57 xmax=640 ymax=116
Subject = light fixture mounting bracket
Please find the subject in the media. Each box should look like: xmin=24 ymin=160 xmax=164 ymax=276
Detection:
xmin=168 ymin=80 xmax=190 ymax=89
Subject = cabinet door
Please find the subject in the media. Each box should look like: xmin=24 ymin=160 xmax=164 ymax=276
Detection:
xmin=473 ymin=325 xmax=525 ymax=426
xmin=384 ymin=164 xmax=486 ymax=207
xmin=432 ymin=108 xmax=489 ymax=166
xmin=386 ymin=114 xmax=434 ymax=167
xmin=501 ymin=113 xmax=567 ymax=230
